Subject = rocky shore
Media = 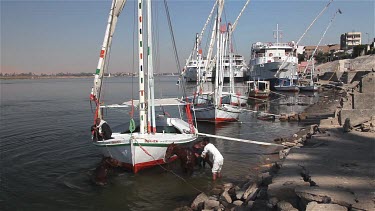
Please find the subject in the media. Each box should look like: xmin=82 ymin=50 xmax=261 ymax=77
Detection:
xmin=176 ymin=72 xmax=375 ymax=211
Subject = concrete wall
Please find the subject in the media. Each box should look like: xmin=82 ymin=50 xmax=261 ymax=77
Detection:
xmin=361 ymin=72 xmax=375 ymax=93
xmin=339 ymin=109 xmax=375 ymax=126
xmin=353 ymin=93 xmax=375 ymax=109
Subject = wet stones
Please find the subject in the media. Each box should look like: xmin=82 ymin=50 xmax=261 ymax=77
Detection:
xmin=279 ymin=112 xmax=308 ymax=122
xmin=276 ymin=200 xmax=296 ymax=211
xmin=305 ymin=201 xmax=347 ymax=211
xmin=191 ymin=192 xmax=208 ymax=210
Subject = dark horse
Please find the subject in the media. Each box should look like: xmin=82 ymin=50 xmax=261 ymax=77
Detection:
xmin=164 ymin=142 xmax=212 ymax=176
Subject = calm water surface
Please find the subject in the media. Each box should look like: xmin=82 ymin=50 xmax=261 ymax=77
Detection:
xmin=0 ymin=77 xmax=317 ymax=210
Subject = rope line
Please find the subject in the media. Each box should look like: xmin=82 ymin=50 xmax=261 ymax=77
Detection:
xmin=133 ymin=138 xmax=204 ymax=193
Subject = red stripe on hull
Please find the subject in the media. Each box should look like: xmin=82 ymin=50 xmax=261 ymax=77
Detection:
xmin=109 ymin=156 xmax=178 ymax=173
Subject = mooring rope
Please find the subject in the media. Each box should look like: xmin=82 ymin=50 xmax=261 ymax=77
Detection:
xmin=133 ymin=138 xmax=204 ymax=193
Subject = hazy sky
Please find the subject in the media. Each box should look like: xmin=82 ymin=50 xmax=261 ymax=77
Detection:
xmin=1 ymin=0 xmax=374 ymax=74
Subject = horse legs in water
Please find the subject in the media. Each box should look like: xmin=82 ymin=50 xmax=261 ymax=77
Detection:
xmin=93 ymin=157 xmax=123 ymax=186
xmin=196 ymin=155 xmax=213 ymax=169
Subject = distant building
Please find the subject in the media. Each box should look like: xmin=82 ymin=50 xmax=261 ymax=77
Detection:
xmin=304 ymin=44 xmax=340 ymax=58
xmin=340 ymin=32 xmax=362 ymax=50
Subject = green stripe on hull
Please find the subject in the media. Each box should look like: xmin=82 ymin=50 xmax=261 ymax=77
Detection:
xmin=94 ymin=143 xmax=170 ymax=147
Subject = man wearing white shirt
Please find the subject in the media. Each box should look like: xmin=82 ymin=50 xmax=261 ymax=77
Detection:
xmin=201 ymin=137 xmax=224 ymax=181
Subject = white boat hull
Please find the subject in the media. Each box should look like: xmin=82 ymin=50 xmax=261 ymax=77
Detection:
xmin=193 ymin=104 xmax=241 ymax=123
xmin=93 ymin=118 xmax=197 ymax=173
xmin=249 ymin=61 xmax=297 ymax=80
xmin=94 ymin=133 xmax=197 ymax=173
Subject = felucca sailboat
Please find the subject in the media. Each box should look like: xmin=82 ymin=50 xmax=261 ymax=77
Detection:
xmin=193 ymin=0 xmax=242 ymax=123
xmin=89 ymin=0 xmax=197 ymax=173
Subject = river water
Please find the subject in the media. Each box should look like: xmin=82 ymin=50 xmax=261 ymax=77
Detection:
xmin=0 ymin=76 xmax=317 ymax=210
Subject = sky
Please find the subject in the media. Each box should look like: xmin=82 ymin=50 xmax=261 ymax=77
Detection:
xmin=1 ymin=0 xmax=374 ymax=74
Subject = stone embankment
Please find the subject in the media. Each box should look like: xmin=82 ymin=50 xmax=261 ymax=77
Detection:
xmin=316 ymin=55 xmax=375 ymax=74
xmin=175 ymin=72 xmax=375 ymax=211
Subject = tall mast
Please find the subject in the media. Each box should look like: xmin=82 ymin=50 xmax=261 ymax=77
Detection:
xmin=195 ymin=33 xmax=201 ymax=96
xmin=147 ymin=0 xmax=156 ymax=133
xmin=214 ymin=0 xmax=224 ymax=106
xmin=91 ymin=0 xmax=126 ymax=119
xmin=184 ymin=0 xmax=218 ymax=75
xmin=138 ymin=0 xmax=146 ymax=134
xmin=228 ymin=23 xmax=234 ymax=94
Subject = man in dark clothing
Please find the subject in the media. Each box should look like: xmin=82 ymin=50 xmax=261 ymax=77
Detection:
xmin=91 ymin=118 xmax=112 ymax=141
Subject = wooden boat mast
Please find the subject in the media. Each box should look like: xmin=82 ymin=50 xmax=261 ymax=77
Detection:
xmin=138 ymin=0 xmax=146 ymax=134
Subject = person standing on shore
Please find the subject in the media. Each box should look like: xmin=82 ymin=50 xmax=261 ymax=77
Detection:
xmin=201 ymin=137 xmax=224 ymax=181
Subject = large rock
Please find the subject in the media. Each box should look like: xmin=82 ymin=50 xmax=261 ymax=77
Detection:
xmin=276 ymin=200 xmax=296 ymax=211
xmin=204 ymin=199 xmax=220 ymax=210
xmin=295 ymin=186 xmax=357 ymax=208
xmin=258 ymin=172 xmax=272 ymax=186
xmin=191 ymin=192 xmax=208 ymax=210
xmin=236 ymin=190 xmax=245 ymax=200
xmin=305 ymin=201 xmax=347 ymax=211
xmin=220 ymin=190 xmax=232 ymax=204
xmin=233 ymin=200 xmax=244 ymax=206
xmin=242 ymin=183 xmax=258 ymax=202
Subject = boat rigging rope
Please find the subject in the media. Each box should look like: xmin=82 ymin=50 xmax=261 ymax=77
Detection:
xmin=134 ymin=138 xmax=204 ymax=193
xmin=163 ymin=0 xmax=186 ymax=98
xmin=275 ymin=0 xmax=334 ymax=77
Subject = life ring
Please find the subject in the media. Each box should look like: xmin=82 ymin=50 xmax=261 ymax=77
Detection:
xmin=269 ymin=53 xmax=273 ymax=57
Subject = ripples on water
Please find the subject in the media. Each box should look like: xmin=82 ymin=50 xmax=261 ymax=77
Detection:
xmin=0 ymin=77 xmax=317 ymax=210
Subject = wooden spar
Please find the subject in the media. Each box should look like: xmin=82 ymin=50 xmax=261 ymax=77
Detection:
xmin=197 ymin=132 xmax=283 ymax=147
xmin=92 ymin=0 xmax=116 ymax=119
xmin=91 ymin=0 xmax=126 ymax=119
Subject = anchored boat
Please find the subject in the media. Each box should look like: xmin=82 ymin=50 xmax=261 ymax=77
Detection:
xmin=246 ymin=80 xmax=271 ymax=99
xmin=89 ymin=0 xmax=197 ymax=173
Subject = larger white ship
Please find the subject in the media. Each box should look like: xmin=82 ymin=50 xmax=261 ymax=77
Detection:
xmin=247 ymin=42 xmax=298 ymax=82
xmin=247 ymin=25 xmax=298 ymax=86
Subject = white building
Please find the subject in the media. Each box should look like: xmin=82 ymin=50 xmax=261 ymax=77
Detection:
xmin=341 ymin=32 xmax=362 ymax=50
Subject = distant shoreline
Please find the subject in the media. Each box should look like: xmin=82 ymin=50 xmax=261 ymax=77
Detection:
xmin=0 ymin=75 xmax=179 ymax=80
xmin=0 ymin=76 xmax=93 ymax=80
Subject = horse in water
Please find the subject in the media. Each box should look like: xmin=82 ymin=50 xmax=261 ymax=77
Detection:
xmin=164 ymin=142 xmax=212 ymax=176
xmin=165 ymin=143 xmax=196 ymax=175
